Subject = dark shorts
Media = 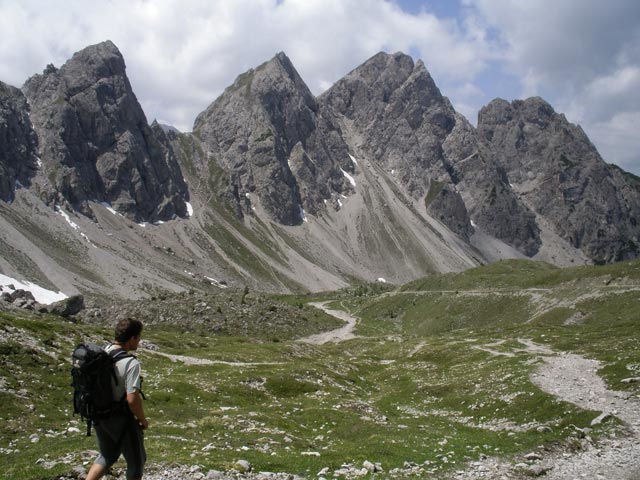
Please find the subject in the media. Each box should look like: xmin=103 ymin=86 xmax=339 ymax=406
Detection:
xmin=94 ymin=413 xmax=146 ymax=479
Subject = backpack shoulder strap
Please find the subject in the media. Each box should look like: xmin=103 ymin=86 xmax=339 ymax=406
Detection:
xmin=106 ymin=348 xmax=134 ymax=388
xmin=108 ymin=347 xmax=133 ymax=363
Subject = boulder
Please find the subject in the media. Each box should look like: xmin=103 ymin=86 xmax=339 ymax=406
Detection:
xmin=47 ymin=294 xmax=84 ymax=317
xmin=591 ymin=411 xmax=613 ymax=426
xmin=233 ymin=459 xmax=251 ymax=473
xmin=621 ymin=377 xmax=640 ymax=384
xmin=9 ymin=289 xmax=36 ymax=302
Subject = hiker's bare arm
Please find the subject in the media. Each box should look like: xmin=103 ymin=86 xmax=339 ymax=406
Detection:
xmin=127 ymin=391 xmax=148 ymax=429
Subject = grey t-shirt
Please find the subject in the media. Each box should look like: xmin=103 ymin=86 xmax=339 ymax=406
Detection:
xmin=105 ymin=344 xmax=142 ymax=402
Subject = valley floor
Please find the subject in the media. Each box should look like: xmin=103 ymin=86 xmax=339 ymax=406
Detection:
xmin=119 ymin=310 xmax=640 ymax=480
xmin=3 ymin=259 xmax=639 ymax=480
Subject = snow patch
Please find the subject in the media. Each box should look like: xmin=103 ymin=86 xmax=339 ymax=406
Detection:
xmin=471 ymin=219 xmax=477 ymax=228
xmin=56 ymin=206 xmax=79 ymax=231
xmin=186 ymin=202 xmax=194 ymax=218
xmin=205 ymin=276 xmax=229 ymax=289
xmin=376 ymin=277 xmax=387 ymax=283
xmin=349 ymin=154 xmax=358 ymax=166
xmin=0 ymin=273 xmax=68 ymax=305
xmin=100 ymin=202 xmax=121 ymax=216
xmin=341 ymin=168 xmax=356 ymax=187
xmin=36 ymin=156 xmax=42 ymax=168
xmin=299 ymin=206 xmax=308 ymax=223
xmin=56 ymin=206 xmax=96 ymax=248
xmin=80 ymin=233 xmax=94 ymax=245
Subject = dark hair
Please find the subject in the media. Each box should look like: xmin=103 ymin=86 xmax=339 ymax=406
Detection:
xmin=115 ymin=318 xmax=143 ymax=343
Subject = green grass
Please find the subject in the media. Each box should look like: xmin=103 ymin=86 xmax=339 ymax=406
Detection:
xmin=1 ymin=259 xmax=638 ymax=479
xmin=403 ymin=258 xmax=640 ymax=291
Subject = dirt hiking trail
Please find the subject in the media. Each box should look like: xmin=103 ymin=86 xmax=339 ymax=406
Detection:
xmin=299 ymin=301 xmax=359 ymax=344
xmin=455 ymin=339 xmax=640 ymax=479
xmin=301 ymin=304 xmax=640 ymax=479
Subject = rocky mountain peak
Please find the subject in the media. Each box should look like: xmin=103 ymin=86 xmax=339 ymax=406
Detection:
xmin=478 ymin=96 xmax=640 ymax=263
xmin=354 ymin=51 xmax=415 ymax=81
xmin=193 ymin=51 xmax=351 ymax=225
xmin=2 ymin=44 xmax=640 ymax=303
xmin=21 ymin=41 xmax=188 ymax=222
xmin=320 ymin=50 xmax=459 ymax=218
xmin=272 ymin=52 xmax=304 ymax=82
xmin=60 ymin=40 xmax=127 ymax=95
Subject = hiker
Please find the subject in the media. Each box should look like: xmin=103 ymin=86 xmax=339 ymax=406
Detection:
xmin=86 ymin=318 xmax=148 ymax=480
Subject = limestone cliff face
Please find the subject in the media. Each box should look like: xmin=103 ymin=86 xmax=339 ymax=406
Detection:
xmin=443 ymin=112 xmax=541 ymax=256
xmin=319 ymin=52 xmax=475 ymax=239
xmin=319 ymin=52 xmax=541 ymax=251
xmin=320 ymin=52 xmax=455 ymax=198
xmin=0 ymin=81 xmax=38 ymax=202
xmin=478 ymin=97 xmax=640 ymax=263
xmin=193 ymin=52 xmax=352 ymax=225
xmin=22 ymin=41 xmax=188 ymax=222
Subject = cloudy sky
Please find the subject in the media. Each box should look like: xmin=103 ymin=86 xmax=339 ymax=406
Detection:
xmin=1 ymin=0 xmax=639 ymax=174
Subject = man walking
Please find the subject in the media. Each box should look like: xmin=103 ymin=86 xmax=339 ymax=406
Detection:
xmin=86 ymin=318 xmax=148 ymax=480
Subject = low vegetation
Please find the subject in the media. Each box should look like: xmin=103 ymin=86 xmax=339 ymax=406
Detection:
xmin=1 ymin=259 xmax=638 ymax=479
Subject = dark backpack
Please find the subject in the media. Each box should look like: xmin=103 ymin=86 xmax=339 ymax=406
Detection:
xmin=71 ymin=342 xmax=132 ymax=436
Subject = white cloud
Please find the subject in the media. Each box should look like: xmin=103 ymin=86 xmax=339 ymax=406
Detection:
xmin=584 ymin=111 xmax=640 ymax=175
xmin=0 ymin=0 xmax=492 ymax=132
xmin=575 ymin=66 xmax=640 ymax=122
xmin=465 ymin=0 xmax=640 ymax=174
xmin=1 ymin=0 xmax=638 ymax=174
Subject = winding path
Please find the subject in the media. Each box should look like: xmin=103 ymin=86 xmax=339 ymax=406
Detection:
xmin=144 ymin=304 xmax=640 ymax=479
xmin=147 ymin=350 xmax=283 ymax=366
xmin=298 ymin=301 xmax=359 ymax=344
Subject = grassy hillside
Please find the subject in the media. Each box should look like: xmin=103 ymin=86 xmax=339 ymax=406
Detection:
xmin=1 ymin=259 xmax=639 ymax=479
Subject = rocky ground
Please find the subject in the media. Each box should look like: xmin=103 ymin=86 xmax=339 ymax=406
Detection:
xmin=450 ymin=340 xmax=640 ymax=480
xmin=47 ymin=305 xmax=640 ymax=480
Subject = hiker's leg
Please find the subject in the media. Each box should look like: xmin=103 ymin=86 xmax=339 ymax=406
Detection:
xmin=91 ymin=419 xmax=122 ymax=477
xmin=121 ymin=416 xmax=146 ymax=480
xmin=86 ymin=462 xmax=107 ymax=480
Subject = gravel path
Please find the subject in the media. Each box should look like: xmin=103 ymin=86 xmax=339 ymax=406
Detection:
xmin=525 ymin=342 xmax=640 ymax=480
xmin=454 ymin=339 xmax=640 ymax=479
xmin=298 ymin=301 xmax=358 ymax=344
xmin=147 ymin=350 xmax=283 ymax=367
